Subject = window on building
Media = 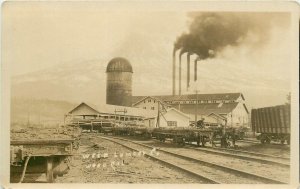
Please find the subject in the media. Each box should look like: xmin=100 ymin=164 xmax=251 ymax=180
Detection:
xmin=148 ymin=99 xmax=151 ymax=102
xmin=154 ymin=100 xmax=156 ymax=103
xmin=198 ymin=100 xmax=201 ymax=103
xmin=212 ymin=100 xmax=216 ymax=103
xmin=167 ymin=121 xmax=177 ymax=127
xmin=151 ymin=107 xmax=155 ymax=110
xmin=144 ymin=100 xmax=145 ymax=103
xmin=143 ymin=107 xmax=146 ymax=109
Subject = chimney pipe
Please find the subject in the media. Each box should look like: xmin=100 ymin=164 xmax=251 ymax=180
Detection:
xmin=194 ymin=57 xmax=199 ymax=81
xmin=187 ymin=53 xmax=191 ymax=90
xmin=172 ymin=48 xmax=176 ymax=96
xmin=179 ymin=52 xmax=182 ymax=95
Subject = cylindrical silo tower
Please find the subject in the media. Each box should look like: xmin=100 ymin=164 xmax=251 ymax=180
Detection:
xmin=106 ymin=57 xmax=133 ymax=107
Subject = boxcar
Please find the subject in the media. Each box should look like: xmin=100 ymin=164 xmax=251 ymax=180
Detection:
xmin=251 ymin=104 xmax=290 ymax=144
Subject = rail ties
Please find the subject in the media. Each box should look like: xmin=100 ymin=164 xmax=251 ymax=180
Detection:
xmin=100 ymin=136 xmax=219 ymax=184
xmin=186 ymin=146 xmax=289 ymax=168
xmin=106 ymin=136 xmax=287 ymax=184
xmin=209 ymin=145 xmax=290 ymax=161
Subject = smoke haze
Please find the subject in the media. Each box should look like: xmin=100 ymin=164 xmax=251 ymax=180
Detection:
xmin=175 ymin=12 xmax=290 ymax=60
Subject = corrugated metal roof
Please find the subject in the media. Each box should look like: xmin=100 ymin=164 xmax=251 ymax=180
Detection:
xmin=95 ymin=103 xmax=157 ymax=117
xmin=69 ymin=102 xmax=100 ymax=115
xmin=132 ymin=93 xmax=243 ymax=104
xmin=174 ymin=102 xmax=239 ymax=115
xmin=162 ymin=107 xmax=190 ymax=119
xmin=68 ymin=102 xmax=157 ymax=118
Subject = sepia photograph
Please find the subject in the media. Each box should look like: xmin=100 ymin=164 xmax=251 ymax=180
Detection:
xmin=1 ymin=1 xmax=299 ymax=187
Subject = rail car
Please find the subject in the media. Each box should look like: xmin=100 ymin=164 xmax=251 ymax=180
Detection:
xmin=10 ymin=139 xmax=76 ymax=183
xmin=69 ymin=117 xmax=245 ymax=147
xmin=100 ymin=125 xmax=243 ymax=147
xmin=251 ymin=104 xmax=290 ymax=144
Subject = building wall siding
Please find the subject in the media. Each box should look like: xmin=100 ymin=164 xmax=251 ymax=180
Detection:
xmin=159 ymin=109 xmax=190 ymax=127
xmin=133 ymin=97 xmax=163 ymax=111
xmin=227 ymin=103 xmax=249 ymax=127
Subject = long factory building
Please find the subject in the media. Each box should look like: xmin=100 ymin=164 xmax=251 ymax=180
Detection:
xmin=66 ymin=57 xmax=250 ymax=129
xmin=132 ymin=93 xmax=249 ymax=128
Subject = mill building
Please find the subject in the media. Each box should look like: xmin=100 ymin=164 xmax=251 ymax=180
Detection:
xmin=132 ymin=93 xmax=249 ymax=128
xmin=67 ymin=57 xmax=249 ymax=129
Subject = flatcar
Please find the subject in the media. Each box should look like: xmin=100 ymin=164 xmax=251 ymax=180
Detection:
xmin=10 ymin=139 xmax=75 ymax=183
xmin=100 ymin=125 xmax=241 ymax=148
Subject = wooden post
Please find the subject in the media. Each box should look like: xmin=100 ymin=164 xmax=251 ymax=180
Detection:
xmin=158 ymin=101 xmax=160 ymax=127
xmin=195 ymin=90 xmax=198 ymax=127
xmin=46 ymin=156 xmax=54 ymax=183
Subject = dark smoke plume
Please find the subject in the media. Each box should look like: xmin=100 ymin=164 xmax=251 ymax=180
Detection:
xmin=172 ymin=12 xmax=289 ymax=95
xmin=175 ymin=12 xmax=288 ymax=60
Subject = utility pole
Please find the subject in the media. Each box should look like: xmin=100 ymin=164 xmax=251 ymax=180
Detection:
xmin=156 ymin=101 xmax=160 ymax=128
xmin=115 ymin=108 xmax=127 ymax=126
xmin=195 ymin=90 xmax=199 ymax=127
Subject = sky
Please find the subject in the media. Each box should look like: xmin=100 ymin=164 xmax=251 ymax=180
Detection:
xmin=2 ymin=2 xmax=295 ymax=108
xmin=3 ymin=3 xmax=186 ymax=76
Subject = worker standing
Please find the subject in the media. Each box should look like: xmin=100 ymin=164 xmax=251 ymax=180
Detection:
xmin=221 ymin=120 xmax=227 ymax=148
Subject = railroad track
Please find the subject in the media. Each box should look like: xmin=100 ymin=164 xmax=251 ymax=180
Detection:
xmin=207 ymin=145 xmax=289 ymax=160
xmin=187 ymin=144 xmax=290 ymax=167
xmin=113 ymin=135 xmax=289 ymax=164
xmin=100 ymin=136 xmax=288 ymax=184
xmin=240 ymin=139 xmax=290 ymax=146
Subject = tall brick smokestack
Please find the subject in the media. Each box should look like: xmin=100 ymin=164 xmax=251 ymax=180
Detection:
xmin=172 ymin=47 xmax=177 ymax=95
xmin=179 ymin=49 xmax=186 ymax=95
xmin=194 ymin=57 xmax=199 ymax=81
xmin=178 ymin=51 xmax=182 ymax=95
xmin=187 ymin=52 xmax=191 ymax=90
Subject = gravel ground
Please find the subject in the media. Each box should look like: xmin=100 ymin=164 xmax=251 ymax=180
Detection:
xmin=110 ymin=136 xmax=290 ymax=184
xmin=11 ymin=124 xmax=81 ymax=140
xmin=11 ymin=131 xmax=290 ymax=183
xmin=234 ymin=141 xmax=290 ymax=158
xmin=55 ymin=133 xmax=201 ymax=183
